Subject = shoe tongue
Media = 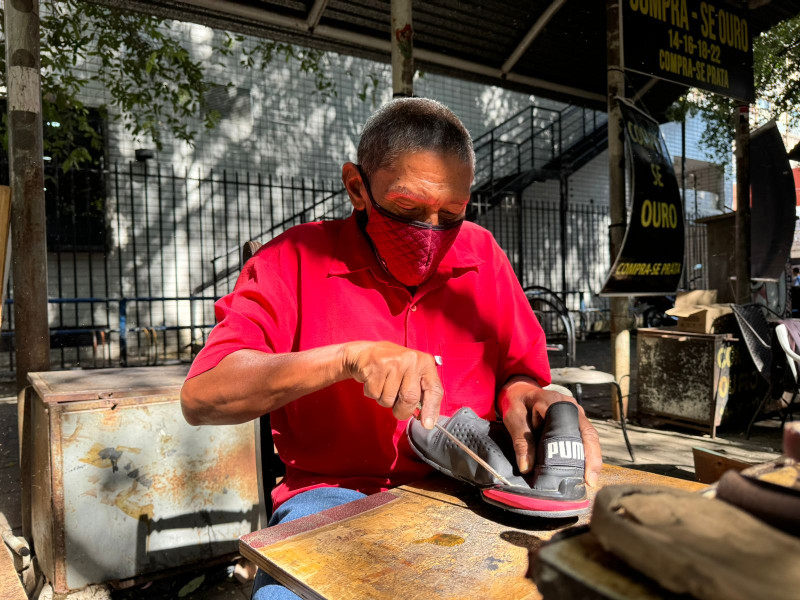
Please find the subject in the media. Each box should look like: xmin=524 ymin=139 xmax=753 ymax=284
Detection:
xmin=541 ymin=401 xmax=581 ymax=437
xmin=537 ymin=402 xmax=585 ymax=469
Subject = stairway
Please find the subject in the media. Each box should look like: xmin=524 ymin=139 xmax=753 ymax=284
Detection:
xmin=469 ymin=103 xmax=607 ymax=218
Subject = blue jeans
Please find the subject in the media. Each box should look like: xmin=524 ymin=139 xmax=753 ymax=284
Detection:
xmin=251 ymin=487 xmax=366 ymax=599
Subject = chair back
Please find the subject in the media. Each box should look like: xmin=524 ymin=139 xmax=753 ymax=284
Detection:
xmin=731 ymin=304 xmax=772 ymax=381
xmin=242 ymin=240 xmax=263 ymax=264
xmin=524 ymin=286 xmax=576 ymax=367
xmin=773 ymin=322 xmax=800 ymax=392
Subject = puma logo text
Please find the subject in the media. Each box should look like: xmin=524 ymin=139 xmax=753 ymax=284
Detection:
xmin=546 ymin=440 xmax=585 ymax=461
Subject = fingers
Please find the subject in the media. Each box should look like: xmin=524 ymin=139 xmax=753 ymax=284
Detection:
xmin=502 ymin=402 xmax=535 ymax=473
xmin=784 ymin=422 xmax=800 ymax=460
xmin=395 ymin=370 xmax=423 ymax=422
xmin=350 ymin=342 xmax=440 ymax=427
xmin=417 ymin=365 xmax=443 ymax=429
xmin=379 ymin=371 xmax=403 ymax=411
xmin=578 ymin=410 xmax=602 ymax=487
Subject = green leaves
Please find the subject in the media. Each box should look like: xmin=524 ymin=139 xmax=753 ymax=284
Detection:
xmin=243 ymin=40 xmax=338 ymax=100
xmin=357 ymin=72 xmax=382 ymax=106
xmin=61 ymin=146 xmax=92 ymax=173
xmin=144 ymin=51 xmax=158 ymax=75
xmin=0 ymin=0 xmax=346 ymax=171
xmin=678 ymin=14 xmax=800 ymax=166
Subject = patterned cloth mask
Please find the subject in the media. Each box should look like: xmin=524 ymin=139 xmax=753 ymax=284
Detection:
xmin=358 ymin=167 xmax=463 ymax=286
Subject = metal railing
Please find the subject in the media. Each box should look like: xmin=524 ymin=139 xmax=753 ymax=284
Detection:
xmin=477 ymin=197 xmax=614 ymax=332
xmin=205 ymin=185 xmax=349 ymax=292
xmin=472 ymin=103 xmax=607 ymax=205
xmin=478 ymin=199 xmax=716 ymax=337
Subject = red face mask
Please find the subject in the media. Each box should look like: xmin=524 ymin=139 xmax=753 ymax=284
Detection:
xmin=358 ymin=168 xmax=464 ymax=287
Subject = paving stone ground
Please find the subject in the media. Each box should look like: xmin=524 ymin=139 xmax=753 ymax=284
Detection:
xmin=0 ymin=335 xmax=785 ymax=599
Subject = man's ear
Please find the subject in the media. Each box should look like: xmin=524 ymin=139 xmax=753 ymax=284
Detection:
xmin=342 ymin=162 xmax=367 ymax=211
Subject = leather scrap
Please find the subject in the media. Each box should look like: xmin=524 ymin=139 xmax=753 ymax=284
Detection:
xmin=590 ymin=485 xmax=800 ymax=600
xmin=716 ymin=469 xmax=800 ymax=537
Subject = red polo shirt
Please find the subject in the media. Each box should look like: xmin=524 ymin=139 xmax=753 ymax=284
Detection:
xmin=187 ymin=213 xmax=550 ymax=510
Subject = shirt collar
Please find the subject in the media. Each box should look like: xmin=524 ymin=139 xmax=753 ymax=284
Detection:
xmin=328 ymin=212 xmax=484 ymax=278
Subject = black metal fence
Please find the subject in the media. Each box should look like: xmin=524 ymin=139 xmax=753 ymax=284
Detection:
xmin=0 ymin=162 xmax=349 ymax=372
xmin=478 ymin=196 xmax=611 ymax=336
xmin=478 ymin=195 xmax=713 ymax=336
xmin=0 ymin=161 xmax=714 ymax=374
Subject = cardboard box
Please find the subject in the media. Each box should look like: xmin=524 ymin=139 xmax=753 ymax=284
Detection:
xmin=666 ymin=290 xmax=732 ymax=334
xmin=673 ymin=289 xmax=718 ymax=306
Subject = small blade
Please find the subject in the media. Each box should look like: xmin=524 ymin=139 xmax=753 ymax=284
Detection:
xmin=432 ymin=422 xmax=514 ymax=487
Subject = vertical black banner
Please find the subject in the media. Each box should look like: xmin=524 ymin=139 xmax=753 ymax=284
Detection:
xmin=750 ymin=121 xmax=795 ymax=281
xmin=601 ymin=101 xmax=685 ymax=296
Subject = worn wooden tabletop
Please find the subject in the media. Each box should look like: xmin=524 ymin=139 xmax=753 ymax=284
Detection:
xmin=240 ymin=465 xmax=705 ymax=600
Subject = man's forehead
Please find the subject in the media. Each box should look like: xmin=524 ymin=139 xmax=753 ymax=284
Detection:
xmin=385 ymin=185 xmax=470 ymax=206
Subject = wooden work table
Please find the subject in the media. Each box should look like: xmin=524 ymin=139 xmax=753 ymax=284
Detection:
xmin=240 ymin=465 xmax=705 ymax=600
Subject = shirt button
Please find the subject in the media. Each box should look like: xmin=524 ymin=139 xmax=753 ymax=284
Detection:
xmin=411 ymin=305 xmax=417 ymax=312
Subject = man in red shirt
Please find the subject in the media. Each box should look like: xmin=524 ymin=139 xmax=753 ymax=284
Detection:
xmin=181 ymin=98 xmax=601 ymax=599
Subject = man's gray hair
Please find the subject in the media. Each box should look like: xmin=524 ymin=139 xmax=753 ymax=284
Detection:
xmin=357 ymin=98 xmax=475 ymax=177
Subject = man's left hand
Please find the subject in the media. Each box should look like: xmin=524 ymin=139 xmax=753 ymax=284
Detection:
xmin=499 ymin=377 xmax=602 ymax=487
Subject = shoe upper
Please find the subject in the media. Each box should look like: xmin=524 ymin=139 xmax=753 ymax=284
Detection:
xmin=408 ymin=401 xmax=586 ymax=502
xmin=407 ymin=407 xmax=527 ymax=487
xmin=530 ymin=401 xmax=586 ymax=500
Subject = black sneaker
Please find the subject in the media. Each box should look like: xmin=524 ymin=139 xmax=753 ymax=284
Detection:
xmin=408 ymin=402 xmax=589 ymax=518
xmin=481 ymin=401 xmax=589 ymax=517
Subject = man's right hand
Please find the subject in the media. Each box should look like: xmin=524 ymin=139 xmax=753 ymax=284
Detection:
xmin=341 ymin=341 xmax=444 ymax=429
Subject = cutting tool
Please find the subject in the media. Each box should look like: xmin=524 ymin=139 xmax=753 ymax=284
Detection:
xmin=413 ymin=355 xmax=513 ymax=487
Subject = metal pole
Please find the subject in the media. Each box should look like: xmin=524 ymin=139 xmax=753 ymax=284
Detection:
xmin=607 ymin=0 xmax=630 ymax=421
xmin=516 ymin=191 xmax=524 ymax=283
xmin=560 ymin=175 xmax=568 ymax=296
xmin=5 ymin=0 xmax=50 ymax=389
xmin=390 ymin=0 xmax=413 ymax=97
xmin=681 ymin=115 xmax=688 ymax=290
xmin=734 ymin=102 xmax=751 ymax=304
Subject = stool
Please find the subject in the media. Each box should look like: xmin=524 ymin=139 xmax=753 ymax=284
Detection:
xmin=550 ymin=367 xmax=635 ymax=462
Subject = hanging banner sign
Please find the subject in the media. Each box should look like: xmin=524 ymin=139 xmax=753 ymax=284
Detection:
xmin=621 ymin=0 xmax=754 ymax=102
xmin=600 ymin=100 xmax=684 ymax=296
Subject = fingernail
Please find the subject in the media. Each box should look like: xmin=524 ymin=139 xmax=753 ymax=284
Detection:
xmin=518 ymin=456 xmax=530 ymax=473
xmin=586 ymin=471 xmax=599 ymax=487
xmin=424 ymin=417 xmax=434 ymax=430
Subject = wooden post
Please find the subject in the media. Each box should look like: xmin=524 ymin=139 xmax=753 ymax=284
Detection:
xmin=391 ymin=0 xmax=413 ymax=97
xmin=607 ymin=0 xmax=630 ymax=420
xmin=734 ymin=102 xmax=751 ymax=304
xmin=4 ymin=0 xmax=50 ymax=391
xmin=0 ymin=187 xmax=12 ymax=324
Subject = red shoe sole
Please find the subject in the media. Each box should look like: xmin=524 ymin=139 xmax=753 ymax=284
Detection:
xmin=482 ymin=487 xmax=590 ymax=513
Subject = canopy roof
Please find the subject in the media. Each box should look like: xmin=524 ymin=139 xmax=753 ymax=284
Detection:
xmin=90 ymin=0 xmax=800 ymax=119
